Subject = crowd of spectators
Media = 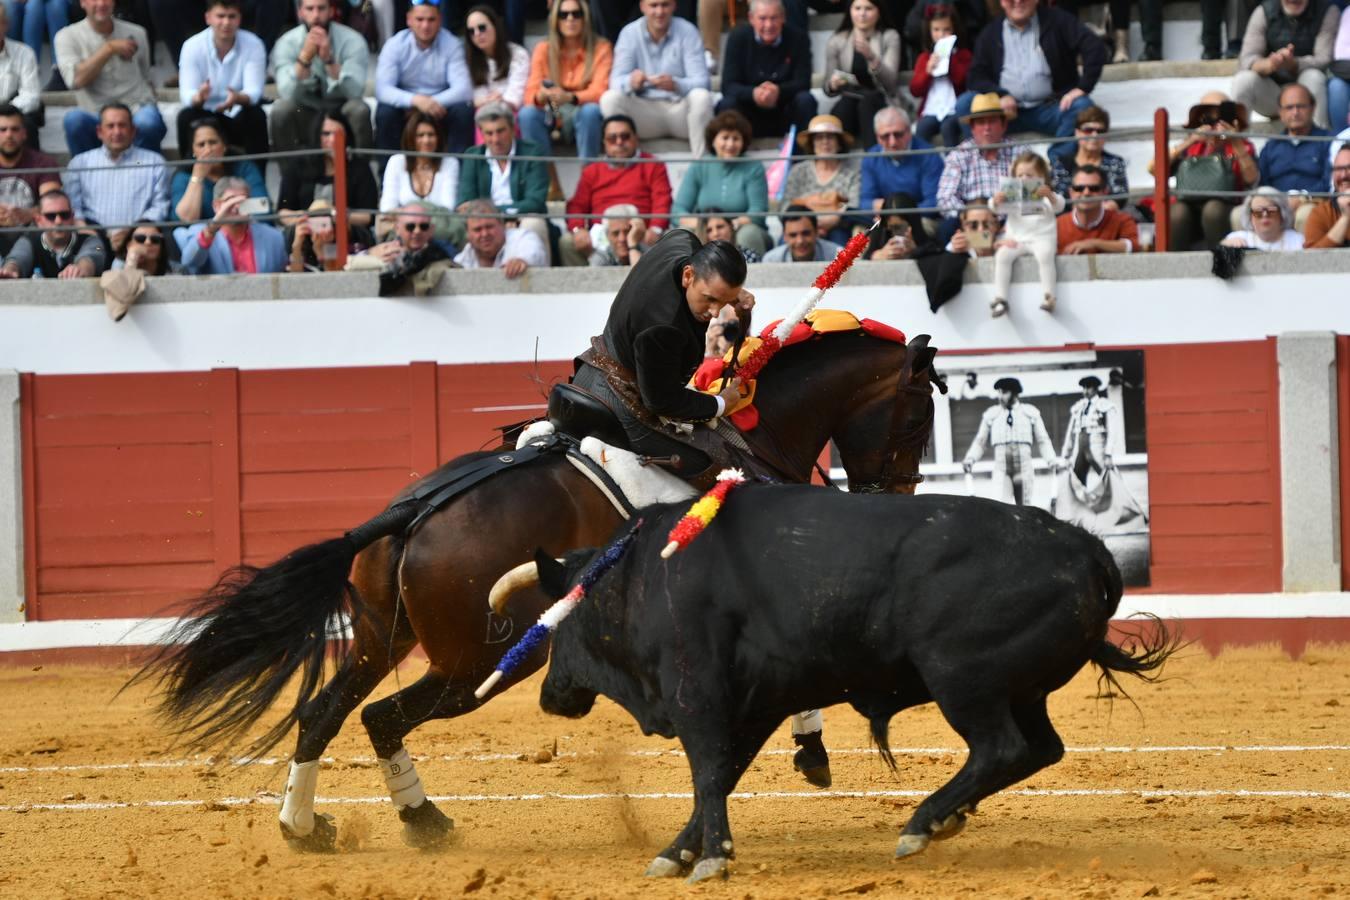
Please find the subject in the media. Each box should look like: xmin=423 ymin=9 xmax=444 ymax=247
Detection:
xmin=0 ymin=0 xmax=1345 ymax=304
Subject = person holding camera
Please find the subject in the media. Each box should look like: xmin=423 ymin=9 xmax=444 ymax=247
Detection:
xmin=865 ymin=191 xmax=924 ymax=260
xmin=1149 ymin=92 xmax=1258 ymax=250
xmin=176 ymin=176 xmax=286 ymax=275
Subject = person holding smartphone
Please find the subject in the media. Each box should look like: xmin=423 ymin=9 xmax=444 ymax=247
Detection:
xmin=176 ymin=176 xmax=287 ymax=274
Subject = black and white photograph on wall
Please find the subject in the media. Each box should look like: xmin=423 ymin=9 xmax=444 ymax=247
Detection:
xmin=913 ymin=348 xmax=1151 ymax=587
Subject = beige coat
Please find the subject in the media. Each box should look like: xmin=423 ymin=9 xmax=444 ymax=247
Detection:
xmin=822 ymin=28 xmax=903 ymax=103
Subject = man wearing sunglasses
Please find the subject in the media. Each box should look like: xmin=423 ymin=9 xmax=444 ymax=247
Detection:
xmin=962 ymin=376 xmax=1061 ymax=507
xmin=562 ymin=114 xmax=671 ymax=266
xmin=0 ymin=189 xmax=109 ymax=279
xmin=1056 ymin=164 xmax=1138 ymax=254
xmin=370 ymin=205 xmax=457 ymax=296
xmin=374 ymin=0 xmax=475 ymax=154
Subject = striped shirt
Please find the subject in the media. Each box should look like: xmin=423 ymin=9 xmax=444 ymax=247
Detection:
xmin=999 ymin=15 xmax=1053 ymax=106
xmin=65 ymin=145 xmax=171 ymax=228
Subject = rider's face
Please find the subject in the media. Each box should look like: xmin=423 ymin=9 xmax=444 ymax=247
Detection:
xmin=681 ymin=266 xmax=741 ymax=323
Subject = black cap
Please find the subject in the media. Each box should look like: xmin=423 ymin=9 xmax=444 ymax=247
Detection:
xmin=1079 ymin=375 xmax=1102 ymax=389
xmin=993 ymin=377 xmax=1023 ymax=394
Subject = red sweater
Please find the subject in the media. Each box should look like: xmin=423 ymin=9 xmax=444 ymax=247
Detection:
xmin=566 ymin=151 xmax=673 ymax=232
xmin=909 ymin=47 xmax=973 ymax=116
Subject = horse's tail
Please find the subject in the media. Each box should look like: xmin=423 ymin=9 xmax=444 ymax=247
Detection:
xmin=124 ymin=502 xmax=419 ymax=757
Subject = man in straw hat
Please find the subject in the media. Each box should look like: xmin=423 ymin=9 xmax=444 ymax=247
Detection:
xmin=956 ymin=0 xmax=1105 ymax=152
xmin=962 ymin=376 xmax=1060 ymax=506
xmin=935 ymin=92 xmax=1017 ymax=241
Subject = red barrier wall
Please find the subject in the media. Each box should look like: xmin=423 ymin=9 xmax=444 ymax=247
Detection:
xmin=19 ymin=343 xmax=1282 ymax=620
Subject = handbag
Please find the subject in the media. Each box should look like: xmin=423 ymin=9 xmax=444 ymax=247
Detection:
xmin=1174 ymin=154 xmax=1235 ymax=200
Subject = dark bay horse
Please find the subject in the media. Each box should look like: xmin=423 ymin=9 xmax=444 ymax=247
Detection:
xmin=132 ymin=330 xmax=943 ymax=852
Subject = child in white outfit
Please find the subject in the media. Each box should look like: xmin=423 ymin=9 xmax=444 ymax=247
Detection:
xmin=991 ymin=151 xmax=1065 ymax=317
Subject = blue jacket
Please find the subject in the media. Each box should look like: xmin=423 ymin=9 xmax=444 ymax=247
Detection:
xmin=1257 ymin=128 xmax=1333 ymax=193
xmin=860 ymin=136 xmax=943 ymax=213
xmin=176 ymin=222 xmax=288 ymax=275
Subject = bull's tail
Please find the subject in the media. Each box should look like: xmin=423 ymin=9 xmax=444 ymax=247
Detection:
xmin=868 ymin=717 xmax=898 ymax=772
xmin=1090 ymin=613 xmax=1187 ymax=702
xmin=123 ymin=502 xmax=419 ymax=757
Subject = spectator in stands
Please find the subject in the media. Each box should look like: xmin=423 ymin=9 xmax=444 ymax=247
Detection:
xmin=271 ymin=0 xmax=374 ymax=154
xmin=380 ymin=109 xmax=460 ymax=222
xmin=1049 ymin=106 xmax=1129 ymax=211
xmin=861 ymin=107 xmax=942 ymax=221
xmin=0 ymin=6 xmax=42 ymax=146
xmin=286 ymin=200 xmax=346 ymax=272
xmin=764 ymin=205 xmax=844 ymax=261
xmin=368 ymin=205 xmax=457 ymax=295
xmin=1233 ymin=0 xmax=1340 ymax=129
xmin=0 ymin=104 xmax=59 ymax=255
xmin=672 ymin=109 xmax=771 ymax=258
xmin=177 ymin=176 xmax=287 ymax=275
xmin=171 ymin=118 xmax=267 ymax=223
xmin=454 ymin=197 xmax=548 ymax=276
xmin=64 ymin=103 xmax=170 ymax=255
xmin=990 ymin=150 xmax=1063 ymax=316
xmin=947 ymin=196 xmax=999 ymax=256
xmin=56 ymin=0 xmax=167 ymax=157
xmin=902 ymin=0 xmax=990 ymax=56
xmin=601 ymin=0 xmax=714 ymax=156
xmin=0 ymin=189 xmax=108 ymax=278
xmin=465 ymin=5 xmax=530 ymax=113
xmin=521 ymin=0 xmax=612 ymax=161
xmin=374 ymin=0 xmax=475 ymax=153
xmin=176 ymin=0 xmax=268 ymax=160
xmin=864 ymin=191 xmax=923 ymax=260
xmin=1 ymin=0 xmax=66 ymax=91
xmin=783 ymin=114 xmax=861 ymax=246
xmin=588 ymin=202 xmax=644 ymax=265
xmin=937 ymin=93 xmax=1017 ymax=238
xmin=1222 ymin=185 xmax=1305 ymax=249
xmin=956 ymin=0 xmax=1105 ymax=153
xmin=717 ymin=0 xmax=814 ymax=143
xmin=1258 ymin=83 xmax=1332 ymax=205
xmin=1304 ymin=144 xmax=1350 ymax=246
xmin=701 ymin=208 xmax=761 ymax=262
xmin=1109 ymin=0 xmax=1162 ymax=62
xmin=458 ymin=101 xmax=552 ymax=262
xmin=1152 ymin=92 xmax=1257 ymax=250
xmin=910 ymin=3 xmax=972 ymax=150
xmin=1328 ymin=13 xmax=1349 ymax=132
xmin=822 ymin=0 xmax=899 ymax=148
xmin=562 ymin=113 xmax=672 ymax=265
xmin=146 ymin=0 xmax=287 ymax=68
xmin=1201 ymin=0 xmax=1258 ymax=60
xmin=114 ymin=221 xmax=175 ymax=275
xmin=279 ymin=111 xmax=379 ymax=231
xmin=1056 ymin=163 xmax=1139 ymax=254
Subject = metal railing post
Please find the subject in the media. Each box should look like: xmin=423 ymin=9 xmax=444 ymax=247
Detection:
xmin=333 ymin=128 xmax=350 ymax=271
xmin=1153 ymin=107 xmax=1170 ymax=253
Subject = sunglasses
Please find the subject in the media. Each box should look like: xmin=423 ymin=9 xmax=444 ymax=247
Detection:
xmin=1078 ymin=127 xmax=1106 ymax=135
xmin=557 ymin=7 xmax=584 ymax=18
xmin=468 ymin=22 xmax=491 ymax=33
xmin=131 ymin=232 xmax=164 ymax=244
xmin=1249 ymin=206 xmax=1281 ymax=218
xmin=403 ymin=222 xmax=432 ymax=233
xmin=604 ymin=131 xmax=634 ymax=142
xmin=409 ymin=0 xmax=440 ymax=5
xmin=1070 ymin=183 xmax=1104 ymax=193
xmin=41 ymin=209 xmax=73 ymax=221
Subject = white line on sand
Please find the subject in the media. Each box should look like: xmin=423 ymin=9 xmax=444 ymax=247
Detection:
xmin=5 ymin=787 xmax=1350 ymax=814
xmin=4 ymin=744 xmax=1348 ymax=775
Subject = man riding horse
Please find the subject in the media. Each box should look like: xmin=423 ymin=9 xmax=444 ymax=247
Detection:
xmin=569 ymin=228 xmax=834 ymax=786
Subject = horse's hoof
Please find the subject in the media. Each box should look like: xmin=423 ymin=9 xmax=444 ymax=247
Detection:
xmin=793 ymin=732 xmax=833 ymax=789
xmin=686 ymin=857 xmax=729 ymax=884
xmin=280 ymin=813 xmax=337 ymax=853
xmin=399 ymin=800 xmax=454 ymax=850
xmin=894 ymin=833 xmax=931 ymax=858
xmin=644 ymin=856 xmax=686 ymax=878
xmin=931 ymin=811 xmax=967 ymax=841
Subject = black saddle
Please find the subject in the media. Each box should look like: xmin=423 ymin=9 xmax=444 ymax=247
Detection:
xmin=548 ymin=383 xmax=632 ymax=451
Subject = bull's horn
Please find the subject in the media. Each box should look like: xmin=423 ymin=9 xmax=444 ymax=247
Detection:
xmin=488 ymin=561 xmax=540 ymax=615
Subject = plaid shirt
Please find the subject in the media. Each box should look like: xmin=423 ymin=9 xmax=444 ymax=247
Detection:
xmin=65 ymin=145 xmax=170 ymax=229
xmin=964 ymin=401 xmax=1056 ymax=463
xmin=937 ymin=139 xmax=1018 ymax=217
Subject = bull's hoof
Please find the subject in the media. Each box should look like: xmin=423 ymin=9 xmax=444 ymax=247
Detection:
xmin=931 ymin=811 xmax=968 ymax=841
xmin=792 ymin=731 xmax=832 ymax=789
xmin=280 ymin=813 xmax=337 ymax=853
xmin=644 ymin=856 xmax=688 ymax=878
xmin=894 ymin=833 xmax=931 ymax=858
xmin=399 ymin=800 xmax=454 ymax=850
xmin=687 ymin=857 xmax=729 ymax=884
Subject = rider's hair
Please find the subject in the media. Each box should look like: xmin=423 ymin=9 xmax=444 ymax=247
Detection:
xmin=688 ymin=238 xmax=746 ymax=287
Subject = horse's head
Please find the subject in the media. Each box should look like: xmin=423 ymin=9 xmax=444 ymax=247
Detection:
xmin=845 ymin=334 xmax=944 ymax=496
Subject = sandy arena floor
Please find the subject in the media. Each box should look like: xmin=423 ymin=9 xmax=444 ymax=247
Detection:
xmin=1 ymin=644 xmax=1348 ymax=899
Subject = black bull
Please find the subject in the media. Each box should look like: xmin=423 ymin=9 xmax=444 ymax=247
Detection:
xmin=504 ymin=485 xmax=1181 ymax=882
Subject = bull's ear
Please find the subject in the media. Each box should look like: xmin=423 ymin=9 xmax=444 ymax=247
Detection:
xmin=534 ymin=548 xmax=570 ymax=599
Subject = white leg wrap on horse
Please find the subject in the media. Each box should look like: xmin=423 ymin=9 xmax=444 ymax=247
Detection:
xmin=279 ymin=759 xmax=320 ymax=836
xmin=791 ymin=709 xmax=823 ymax=735
xmin=380 ymin=748 xmax=427 ymax=811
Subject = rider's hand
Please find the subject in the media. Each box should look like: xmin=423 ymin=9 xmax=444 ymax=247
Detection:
xmin=716 ymin=377 xmax=743 ymax=414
